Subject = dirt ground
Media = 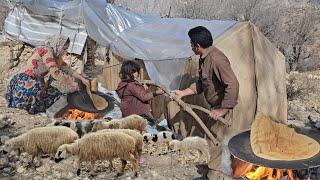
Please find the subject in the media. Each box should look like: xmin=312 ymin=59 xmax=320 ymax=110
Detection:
xmin=0 ymin=44 xmax=320 ymax=180
xmin=0 ymin=45 xmax=203 ymax=180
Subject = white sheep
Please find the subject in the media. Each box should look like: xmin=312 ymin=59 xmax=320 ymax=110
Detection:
xmin=2 ymin=126 xmax=78 ymax=166
xmin=169 ymin=136 xmax=210 ymax=164
xmin=147 ymin=131 xmax=176 ymax=154
xmin=152 ymin=131 xmax=175 ymax=144
xmin=143 ymin=133 xmax=153 ymax=144
xmin=92 ymin=114 xmax=147 ymax=133
xmin=54 ymin=132 xmax=138 ymax=177
xmin=97 ymin=129 xmax=143 ymax=167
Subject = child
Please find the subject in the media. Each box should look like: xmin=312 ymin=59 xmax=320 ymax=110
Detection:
xmin=116 ymin=60 xmax=163 ymax=126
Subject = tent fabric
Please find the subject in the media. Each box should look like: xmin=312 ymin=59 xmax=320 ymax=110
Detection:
xmin=3 ymin=0 xmax=235 ymax=89
xmin=164 ymin=22 xmax=286 ymax=175
xmin=4 ymin=8 xmax=87 ymax=54
xmin=165 ymin=21 xmax=287 ymax=145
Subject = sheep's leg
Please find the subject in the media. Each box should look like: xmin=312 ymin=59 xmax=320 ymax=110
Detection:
xmin=108 ymin=160 xmax=114 ymax=169
xmin=29 ymin=154 xmax=41 ymax=168
xmin=88 ymin=161 xmax=97 ymax=178
xmin=27 ymin=155 xmax=36 ymax=168
xmin=76 ymin=158 xmax=81 ymax=176
xmin=130 ymin=157 xmax=138 ymax=178
xmin=116 ymin=159 xmax=127 ymax=177
xmin=182 ymin=149 xmax=188 ymax=164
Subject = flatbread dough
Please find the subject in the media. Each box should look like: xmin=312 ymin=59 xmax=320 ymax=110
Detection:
xmin=250 ymin=113 xmax=320 ymax=160
xmin=86 ymin=84 xmax=108 ymax=111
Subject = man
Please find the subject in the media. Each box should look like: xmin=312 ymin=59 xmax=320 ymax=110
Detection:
xmin=172 ymin=26 xmax=239 ymax=179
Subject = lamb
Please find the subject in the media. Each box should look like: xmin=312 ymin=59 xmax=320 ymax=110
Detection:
xmin=49 ymin=119 xmax=95 ymax=137
xmin=169 ymin=136 xmax=210 ymax=164
xmin=143 ymin=133 xmax=153 ymax=144
xmin=151 ymin=131 xmax=175 ymax=144
xmin=2 ymin=126 xmax=78 ymax=166
xmin=54 ymin=132 xmax=139 ymax=177
xmin=145 ymin=131 xmax=176 ymax=154
xmin=92 ymin=114 xmax=147 ymax=133
xmin=97 ymin=129 xmax=143 ymax=167
xmin=92 ymin=119 xmax=121 ymax=132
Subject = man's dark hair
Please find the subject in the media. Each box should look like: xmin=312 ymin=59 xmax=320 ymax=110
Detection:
xmin=188 ymin=26 xmax=213 ymax=48
xmin=119 ymin=60 xmax=141 ymax=81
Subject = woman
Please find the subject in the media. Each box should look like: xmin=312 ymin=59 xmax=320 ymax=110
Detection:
xmin=116 ymin=60 xmax=164 ymax=125
xmin=5 ymin=35 xmax=89 ymax=114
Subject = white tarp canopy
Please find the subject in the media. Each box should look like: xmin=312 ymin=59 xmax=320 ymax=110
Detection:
xmin=3 ymin=0 xmax=236 ymax=89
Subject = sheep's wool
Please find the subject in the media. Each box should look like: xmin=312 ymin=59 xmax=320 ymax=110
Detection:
xmin=250 ymin=113 xmax=319 ymax=160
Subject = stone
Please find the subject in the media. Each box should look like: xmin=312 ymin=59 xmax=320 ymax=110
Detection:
xmin=0 ymin=158 xmax=8 ymax=168
xmin=0 ymin=136 xmax=9 ymax=144
xmin=16 ymin=165 xmax=26 ymax=173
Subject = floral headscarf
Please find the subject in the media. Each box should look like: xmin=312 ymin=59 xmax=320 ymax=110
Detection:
xmin=42 ymin=35 xmax=69 ymax=56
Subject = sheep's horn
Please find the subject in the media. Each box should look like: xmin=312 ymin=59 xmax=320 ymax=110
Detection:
xmin=139 ymin=80 xmax=223 ymax=146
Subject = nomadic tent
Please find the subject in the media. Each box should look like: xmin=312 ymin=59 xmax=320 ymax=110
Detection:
xmin=2 ymin=0 xmax=287 ymax=138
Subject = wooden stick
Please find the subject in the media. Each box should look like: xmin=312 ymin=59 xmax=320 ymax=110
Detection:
xmin=187 ymin=104 xmax=230 ymax=127
xmin=140 ymin=80 xmax=219 ymax=145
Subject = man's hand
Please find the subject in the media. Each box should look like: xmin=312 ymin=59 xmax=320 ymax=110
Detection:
xmin=171 ymin=90 xmax=185 ymax=99
xmin=209 ymin=108 xmax=229 ymax=120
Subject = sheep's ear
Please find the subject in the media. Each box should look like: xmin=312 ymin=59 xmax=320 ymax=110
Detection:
xmin=163 ymin=132 xmax=167 ymax=139
xmin=171 ymin=134 xmax=175 ymax=140
xmin=152 ymin=135 xmax=158 ymax=142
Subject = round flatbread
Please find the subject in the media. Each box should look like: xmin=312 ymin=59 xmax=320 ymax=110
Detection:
xmin=250 ymin=113 xmax=320 ymax=161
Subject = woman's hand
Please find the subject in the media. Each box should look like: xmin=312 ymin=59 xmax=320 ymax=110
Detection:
xmin=155 ymin=87 xmax=165 ymax=95
xmin=143 ymin=83 xmax=149 ymax=90
xmin=80 ymin=76 xmax=90 ymax=87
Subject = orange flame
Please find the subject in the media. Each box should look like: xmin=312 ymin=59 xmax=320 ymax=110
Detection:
xmin=64 ymin=109 xmax=98 ymax=120
xmin=232 ymin=159 xmax=295 ymax=180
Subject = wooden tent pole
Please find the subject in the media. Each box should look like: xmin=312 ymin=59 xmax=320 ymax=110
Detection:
xmin=140 ymin=80 xmax=223 ymax=145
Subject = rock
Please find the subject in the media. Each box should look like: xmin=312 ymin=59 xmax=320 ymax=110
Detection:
xmin=16 ymin=165 xmax=26 ymax=173
xmin=0 ymin=136 xmax=9 ymax=144
xmin=3 ymin=167 xmax=11 ymax=173
xmin=67 ymin=172 xmax=74 ymax=179
xmin=0 ymin=115 xmax=9 ymax=128
xmin=0 ymin=157 xmax=8 ymax=168
xmin=33 ymin=175 xmax=43 ymax=180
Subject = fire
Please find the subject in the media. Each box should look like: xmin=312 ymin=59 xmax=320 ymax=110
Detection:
xmin=245 ymin=168 xmax=294 ymax=180
xmin=232 ymin=159 xmax=295 ymax=180
xmin=64 ymin=109 xmax=98 ymax=120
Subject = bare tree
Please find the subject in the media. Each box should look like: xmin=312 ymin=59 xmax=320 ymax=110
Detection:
xmin=276 ymin=7 xmax=318 ymax=72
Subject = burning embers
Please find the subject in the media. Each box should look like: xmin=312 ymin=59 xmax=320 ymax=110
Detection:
xmin=63 ymin=109 xmax=98 ymax=120
xmin=245 ymin=167 xmax=294 ymax=180
xmin=232 ymin=158 xmax=295 ymax=180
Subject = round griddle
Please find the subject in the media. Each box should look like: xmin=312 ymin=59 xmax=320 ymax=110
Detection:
xmin=228 ymin=128 xmax=320 ymax=169
xmin=67 ymin=91 xmax=115 ymax=113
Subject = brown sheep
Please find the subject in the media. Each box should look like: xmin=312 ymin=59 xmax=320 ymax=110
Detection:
xmin=3 ymin=126 xmax=78 ymax=166
xmin=55 ymin=132 xmax=138 ymax=177
xmin=92 ymin=114 xmax=147 ymax=133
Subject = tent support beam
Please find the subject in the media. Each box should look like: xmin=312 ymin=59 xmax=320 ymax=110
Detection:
xmin=140 ymin=80 xmax=229 ymax=146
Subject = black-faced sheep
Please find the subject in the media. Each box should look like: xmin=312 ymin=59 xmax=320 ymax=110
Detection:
xmin=151 ymin=131 xmax=175 ymax=144
xmin=2 ymin=126 xmax=78 ymax=166
xmin=49 ymin=119 xmax=95 ymax=137
xmin=169 ymin=136 xmax=210 ymax=163
xmin=92 ymin=114 xmax=147 ymax=133
xmin=143 ymin=131 xmax=175 ymax=154
xmin=54 ymin=132 xmax=138 ymax=177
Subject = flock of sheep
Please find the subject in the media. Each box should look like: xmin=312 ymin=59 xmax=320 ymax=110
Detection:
xmin=1 ymin=114 xmax=210 ymax=178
